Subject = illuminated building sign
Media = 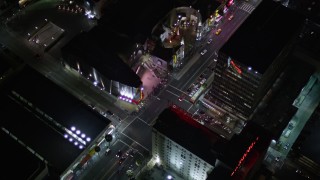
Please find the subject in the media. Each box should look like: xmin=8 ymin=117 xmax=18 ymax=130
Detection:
xmin=230 ymin=60 xmax=242 ymax=75
xmin=227 ymin=0 xmax=234 ymax=7
xmin=231 ymin=136 xmax=259 ymax=176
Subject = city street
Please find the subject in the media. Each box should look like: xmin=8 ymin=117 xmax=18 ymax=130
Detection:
xmin=0 ymin=0 xmax=262 ymax=179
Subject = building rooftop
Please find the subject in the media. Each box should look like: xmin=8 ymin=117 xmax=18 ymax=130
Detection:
xmin=251 ymin=55 xmax=314 ymax=138
xmin=207 ymin=166 xmax=232 ymax=180
xmin=153 ymin=107 xmax=272 ymax=170
xmin=0 ymin=55 xmax=10 ymax=75
xmin=0 ymin=130 xmax=47 ymax=179
xmin=61 ymin=32 xmax=142 ymax=88
xmin=98 ymin=0 xmax=175 ymax=43
xmin=0 ymin=65 xmax=111 ymax=175
xmin=297 ymin=20 xmax=320 ymax=63
xmin=153 ymin=107 xmax=226 ymax=166
xmin=152 ymin=42 xmax=176 ymax=62
xmin=298 ymin=104 xmax=320 ymax=165
xmin=220 ymin=0 xmax=305 ymax=74
xmin=192 ymin=0 xmax=221 ymax=21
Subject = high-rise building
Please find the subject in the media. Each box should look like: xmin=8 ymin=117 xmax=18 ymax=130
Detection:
xmin=206 ymin=0 xmax=305 ymax=127
xmin=152 ymin=107 xmax=217 ymax=180
xmin=152 ymin=106 xmax=271 ymax=180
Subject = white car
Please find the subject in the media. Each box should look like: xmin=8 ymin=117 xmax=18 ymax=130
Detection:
xmin=105 ymin=148 xmax=111 ymax=156
xmin=207 ymin=39 xmax=212 ymax=44
xmin=201 ymin=49 xmax=207 ymax=55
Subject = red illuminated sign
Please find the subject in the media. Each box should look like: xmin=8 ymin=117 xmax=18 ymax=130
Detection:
xmin=231 ymin=136 xmax=259 ymax=176
xmin=230 ymin=60 xmax=242 ymax=75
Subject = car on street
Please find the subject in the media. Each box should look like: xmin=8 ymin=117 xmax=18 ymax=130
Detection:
xmin=228 ymin=15 xmax=234 ymax=21
xmin=118 ymin=156 xmax=126 ymax=164
xmin=200 ymin=49 xmax=207 ymax=55
xmin=126 ymin=149 xmax=135 ymax=157
xmin=215 ymin=28 xmax=222 ymax=35
xmin=116 ymin=150 xmax=122 ymax=158
xmin=105 ymin=148 xmax=111 ymax=156
xmin=178 ymin=94 xmax=186 ymax=101
xmin=207 ymin=38 xmax=213 ymax=44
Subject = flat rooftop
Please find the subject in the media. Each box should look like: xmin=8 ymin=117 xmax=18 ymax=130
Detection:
xmin=0 ymin=65 xmax=111 ymax=174
xmin=0 ymin=130 xmax=46 ymax=179
xmin=252 ymin=55 xmax=314 ymax=138
xmin=0 ymin=56 xmax=10 ymax=75
xmin=61 ymin=31 xmax=142 ymax=88
xmin=153 ymin=107 xmax=271 ymax=168
xmin=220 ymin=0 xmax=305 ymax=74
xmin=153 ymin=107 xmax=226 ymax=165
xmin=98 ymin=0 xmax=187 ymax=40
xmin=28 ymin=21 xmax=64 ymax=50
xmin=299 ymin=104 xmax=320 ymax=165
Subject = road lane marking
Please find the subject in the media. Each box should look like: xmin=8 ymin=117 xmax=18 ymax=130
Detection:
xmin=121 ymin=117 xmax=136 ymax=132
xmin=165 ymin=89 xmax=179 ymax=97
xmin=136 ymin=117 xmax=149 ymax=126
xmin=187 ymin=104 xmax=194 ymax=112
xmin=168 ymin=84 xmax=186 ymax=95
xmin=120 ymin=132 xmax=150 ymax=152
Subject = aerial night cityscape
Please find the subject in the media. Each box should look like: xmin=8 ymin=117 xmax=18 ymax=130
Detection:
xmin=1 ymin=0 xmax=320 ymax=180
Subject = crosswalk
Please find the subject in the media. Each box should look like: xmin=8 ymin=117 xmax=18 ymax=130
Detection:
xmin=239 ymin=2 xmax=255 ymax=14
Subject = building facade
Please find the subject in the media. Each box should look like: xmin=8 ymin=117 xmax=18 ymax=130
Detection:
xmin=202 ymin=0 xmax=305 ymax=135
xmin=152 ymin=129 xmax=214 ymax=180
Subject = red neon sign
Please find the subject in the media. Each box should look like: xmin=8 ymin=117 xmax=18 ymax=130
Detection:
xmin=231 ymin=136 xmax=259 ymax=176
xmin=230 ymin=60 xmax=242 ymax=74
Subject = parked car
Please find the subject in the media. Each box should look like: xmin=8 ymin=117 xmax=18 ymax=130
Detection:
xmin=283 ymin=143 xmax=290 ymax=150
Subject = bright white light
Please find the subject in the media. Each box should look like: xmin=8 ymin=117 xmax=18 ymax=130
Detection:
xmin=76 ymin=130 xmax=81 ymax=135
xmin=85 ymin=10 xmax=95 ymax=19
xmin=79 ymin=145 xmax=83 ymax=149
xmin=71 ymin=126 xmax=76 ymax=131
xmin=69 ymin=138 xmax=73 ymax=142
xmin=167 ymin=175 xmax=173 ymax=179
xmin=248 ymin=67 xmax=252 ymax=70
xmin=81 ymin=133 xmax=86 ymax=138
xmin=93 ymin=81 xmax=98 ymax=86
xmin=156 ymin=156 xmax=160 ymax=163
xmin=64 ymin=134 xmax=68 ymax=138
xmin=86 ymin=137 xmax=91 ymax=142
xmin=74 ymin=141 xmax=78 ymax=146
